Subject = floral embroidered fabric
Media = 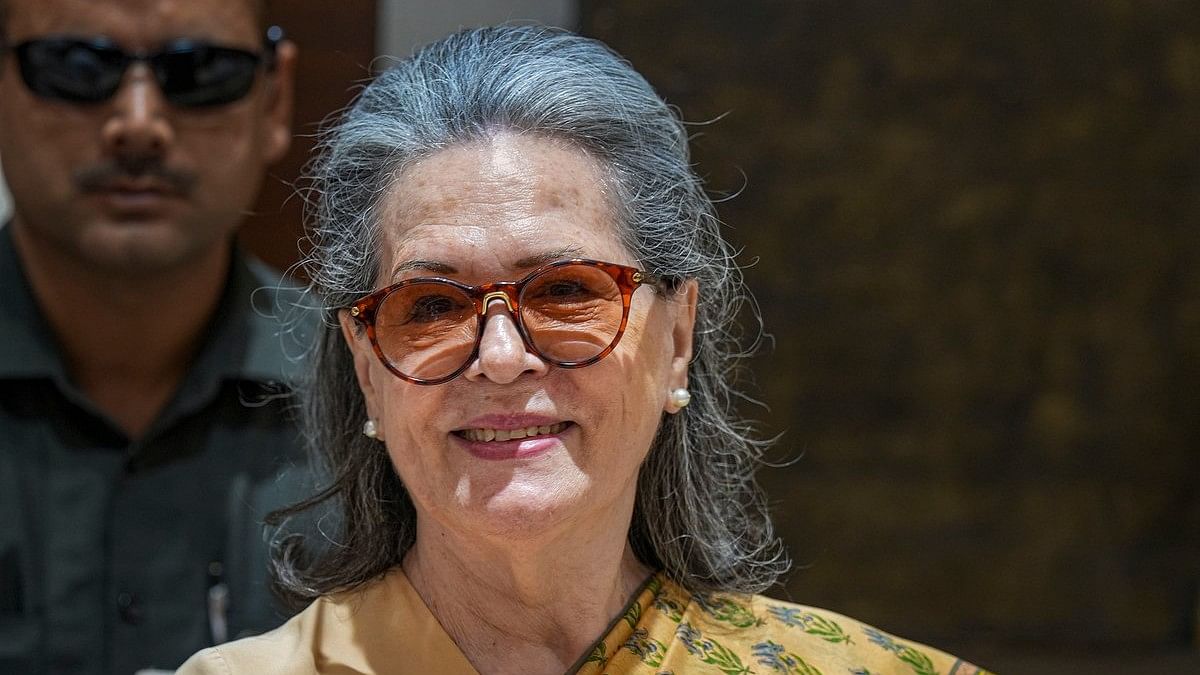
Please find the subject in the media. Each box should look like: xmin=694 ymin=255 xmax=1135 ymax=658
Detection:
xmin=575 ymin=573 xmax=992 ymax=675
xmin=179 ymin=568 xmax=992 ymax=674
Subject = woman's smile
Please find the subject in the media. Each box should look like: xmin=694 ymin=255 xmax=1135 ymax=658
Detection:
xmin=455 ymin=421 xmax=571 ymax=443
xmin=452 ymin=414 xmax=575 ymax=460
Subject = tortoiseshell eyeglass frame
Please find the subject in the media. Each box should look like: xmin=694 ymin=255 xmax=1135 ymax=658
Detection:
xmin=345 ymin=258 xmax=660 ymax=385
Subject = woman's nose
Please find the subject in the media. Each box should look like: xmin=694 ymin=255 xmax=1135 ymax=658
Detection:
xmin=465 ymin=300 xmax=548 ymax=384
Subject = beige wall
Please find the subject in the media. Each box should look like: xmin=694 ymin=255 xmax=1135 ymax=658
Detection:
xmin=377 ymin=0 xmax=575 ymax=59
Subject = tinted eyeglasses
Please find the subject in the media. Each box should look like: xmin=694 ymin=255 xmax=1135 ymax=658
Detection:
xmin=347 ymin=259 xmax=660 ymax=385
xmin=7 ymin=26 xmax=283 ymax=107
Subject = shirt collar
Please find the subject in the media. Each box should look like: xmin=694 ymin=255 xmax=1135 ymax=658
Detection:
xmin=0 ymin=221 xmax=309 ymax=386
xmin=0 ymin=222 xmax=65 ymax=379
xmin=188 ymin=252 xmax=310 ymax=385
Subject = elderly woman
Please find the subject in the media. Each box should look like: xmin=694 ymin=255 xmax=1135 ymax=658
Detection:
xmin=181 ymin=25 xmax=988 ymax=675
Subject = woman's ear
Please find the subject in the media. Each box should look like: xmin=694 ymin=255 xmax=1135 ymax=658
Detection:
xmin=338 ymin=309 xmax=385 ymax=438
xmin=664 ymin=280 xmax=698 ymax=413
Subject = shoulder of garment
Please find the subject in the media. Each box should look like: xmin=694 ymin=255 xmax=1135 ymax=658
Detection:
xmin=575 ymin=573 xmax=996 ymax=675
xmin=178 ymin=568 xmax=995 ymax=675
xmin=177 ymin=568 xmax=478 ymax=675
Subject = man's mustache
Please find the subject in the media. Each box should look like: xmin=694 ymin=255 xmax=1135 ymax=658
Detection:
xmin=74 ymin=159 xmax=196 ymax=196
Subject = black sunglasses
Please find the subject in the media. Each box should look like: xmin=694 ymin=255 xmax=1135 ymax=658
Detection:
xmin=7 ymin=26 xmax=283 ymax=108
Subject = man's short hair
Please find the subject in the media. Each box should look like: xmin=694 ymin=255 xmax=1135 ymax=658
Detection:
xmin=0 ymin=0 xmax=271 ymax=38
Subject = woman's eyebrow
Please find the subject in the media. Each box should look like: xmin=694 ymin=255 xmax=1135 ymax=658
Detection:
xmin=389 ymin=259 xmax=457 ymax=279
xmin=388 ymin=247 xmax=585 ymax=278
xmin=513 ymin=247 xmax=585 ymax=269
xmin=390 ymin=247 xmax=587 ymax=280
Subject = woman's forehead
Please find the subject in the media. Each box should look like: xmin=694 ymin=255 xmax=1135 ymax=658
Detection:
xmin=375 ymin=134 xmax=628 ymax=269
xmin=386 ymin=134 xmax=612 ymax=213
xmin=377 ymin=221 xmax=633 ymax=283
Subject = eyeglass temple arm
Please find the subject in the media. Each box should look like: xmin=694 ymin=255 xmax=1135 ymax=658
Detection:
xmin=637 ymin=269 xmax=683 ymax=290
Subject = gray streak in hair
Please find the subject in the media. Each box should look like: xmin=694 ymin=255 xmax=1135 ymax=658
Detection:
xmin=272 ymin=24 xmax=787 ymax=604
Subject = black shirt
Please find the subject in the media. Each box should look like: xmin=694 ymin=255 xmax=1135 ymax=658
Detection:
xmin=0 ymin=225 xmax=317 ymax=673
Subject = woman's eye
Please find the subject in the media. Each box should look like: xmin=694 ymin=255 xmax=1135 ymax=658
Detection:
xmin=542 ymin=281 xmax=589 ymax=298
xmin=407 ymin=295 xmax=460 ymax=322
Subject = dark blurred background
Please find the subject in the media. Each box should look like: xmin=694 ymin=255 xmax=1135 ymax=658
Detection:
xmin=576 ymin=2 xmax=1200 ymax=671
xmin=11 ymin=1 xmax=1190 ymax=672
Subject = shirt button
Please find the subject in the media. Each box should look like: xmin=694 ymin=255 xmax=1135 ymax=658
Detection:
xmin=116 ymin=591 xmax=145 ymax=625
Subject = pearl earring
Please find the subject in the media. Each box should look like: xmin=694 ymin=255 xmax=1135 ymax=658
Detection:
xmin=669 ymin=387 xmax=691 ymax=409
xmin=362 ymin=419 xmax=379 ymax=439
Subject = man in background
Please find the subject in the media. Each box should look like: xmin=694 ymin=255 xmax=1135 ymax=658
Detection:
xmin=0 ymin=0 xmax=312 ymax=671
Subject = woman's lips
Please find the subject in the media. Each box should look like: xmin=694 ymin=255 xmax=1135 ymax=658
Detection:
xmin=451 ymin=420 xmax=573 ymax=460
xmin=457 ymin=421 xmax=569 ymax=442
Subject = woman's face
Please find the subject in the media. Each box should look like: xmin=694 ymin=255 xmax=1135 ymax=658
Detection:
xmin=340 ymin=133 xmax=697 ymax=543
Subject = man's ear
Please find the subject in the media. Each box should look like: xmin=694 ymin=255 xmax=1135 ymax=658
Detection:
xmin=260 ymin=38 xmax=297 ymax=165
xmin=664 ymin=279 xmax=698 ymax=413
xmin=338 ymin=309 xmax=384 ymax=436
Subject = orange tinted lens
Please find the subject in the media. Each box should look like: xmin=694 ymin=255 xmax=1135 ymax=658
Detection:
xmin=520 ymin=264 xmax=624 ymax=363
xmin=376 ymin=282 xmax=476 ymax=380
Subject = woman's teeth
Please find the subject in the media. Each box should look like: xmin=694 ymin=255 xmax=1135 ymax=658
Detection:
xmin=459 ymin=422 xmax=568 ymax=442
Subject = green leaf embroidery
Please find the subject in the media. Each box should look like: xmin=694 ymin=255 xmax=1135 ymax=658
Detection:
xmin=863 ymin=627 xmax=938 ymax=675
xmin=622 ymin=595 xmax=643 ymax=629
xmin=695 ymin=594 xmax=765 ymax=628
xmin=803 ymin=613 xmax=852 ymax=645
xmin=676 ymin=622 xmax=753 ymax=675
xmin=646 ymin=575 xmax=664 ymax=596
xmin=702 ymin=639 xmax=752 ymax=675
xmin=585 ymin=640 xmax=607 ymax=665
xmin=766 ymin=606 xmax=853 ymax=645
xmin=897 ymin=646 xmax=937 ymax=675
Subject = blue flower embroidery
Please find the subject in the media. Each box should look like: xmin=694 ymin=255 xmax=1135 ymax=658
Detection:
xmin=768 ymin=605 xmax=810 ymax=627
xmin=653 ymin=594 xmax=685 ymax=622
xmin=767 ymin=605 xmax=854 ymax=645
xmin=752 ymin=640 xmax=825 ymax=675
xmin=752 ymin=640 xmax=790 ymax=670
xmin=625 ymin=630 xmax=657 ymax=657
xmin=676 ymin=622 xmax=704 ymax=655
xmin=862 ymin=627 xmax=903 ymax=654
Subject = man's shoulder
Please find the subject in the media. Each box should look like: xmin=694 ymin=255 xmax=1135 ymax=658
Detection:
xmin=0 ymin=223 xmax=61 ymax=378
xmin=238 ymin=254 xmax=312 ymax=330
xmin=223 ymin=252 xmax=318 ymax=385
xmin=241 ymin=255 xmax=305 ymax=303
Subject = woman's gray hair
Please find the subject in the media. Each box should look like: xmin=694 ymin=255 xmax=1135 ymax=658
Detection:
xmin=272 ymin=24 xmax=787 ymax=603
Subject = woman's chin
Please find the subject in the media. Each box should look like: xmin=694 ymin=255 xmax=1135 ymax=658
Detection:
xmin=449 ymin=476 xmax=594 ymax=540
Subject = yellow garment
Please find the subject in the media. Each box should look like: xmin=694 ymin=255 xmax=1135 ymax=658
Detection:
xmin=178 ymin=568 xmax=476 ymax=674
xmin=178 ymin=569 xmax=992 ymax=674
xmin=576 ymin=574 xmax=990 ymax=675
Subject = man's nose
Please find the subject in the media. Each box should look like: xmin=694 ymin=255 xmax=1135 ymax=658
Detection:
xmin=101 ymin=66 xmax=174 ymax=161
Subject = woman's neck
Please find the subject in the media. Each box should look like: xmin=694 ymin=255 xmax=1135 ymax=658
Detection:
xmin=402 ymin=517 xmax=653 ymax=675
